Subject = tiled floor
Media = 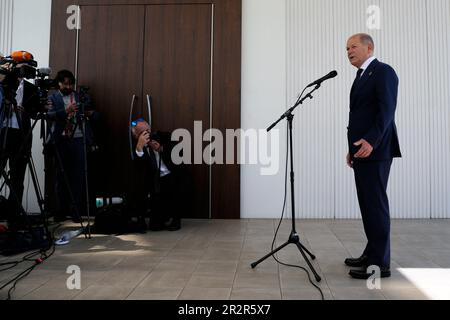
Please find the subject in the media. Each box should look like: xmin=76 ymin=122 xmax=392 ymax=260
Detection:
xmin=1 ymin=219 xmax=450 ymax=300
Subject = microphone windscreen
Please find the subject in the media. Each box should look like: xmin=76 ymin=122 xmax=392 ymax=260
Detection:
xmin=10 ymin=51 xmax=34 ymax=62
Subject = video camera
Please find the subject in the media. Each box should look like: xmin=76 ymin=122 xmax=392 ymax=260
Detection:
xmin=34 ymin=67 xmax=58 ymax=112
xmin=0 ymin=51 xmax=57 ymax=114
xmin=0 ymin=51 xmax=37 ymax=84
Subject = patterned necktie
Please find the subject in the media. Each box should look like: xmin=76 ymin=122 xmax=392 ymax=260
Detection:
xmin=63 ymin=94 xmax=76 ymax=137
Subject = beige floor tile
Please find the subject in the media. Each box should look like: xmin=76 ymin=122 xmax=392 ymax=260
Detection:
xmin=94 ymin=269 xmax=150 ymax=287
xmin=201 ymin=248 xmax=242 ymax=262
xmin=127 ymin=287 xmax=183 ymax=300
xmin=381 ymin=287 xmax=430 ymax=300
xmin=282 ymin=288 xmax=333 ymax=300
xmin=186 ymin=272 xmax=235 ymax=288
xmin=20 ymin=284 xmax=81 ymax=300
xmin=178 ymin=287 xmax=231 ymax=300
xmin=138 ymin=271 xmax=192 ymax=288
xmin=230 ymin=288 xmax=281 ymax=300
xmin=233 ymin=272 xmax=280 ymax=289
xmin=152 ymin=260 xmax=198 ymax=273
xmin=73 ymin=285 xmax=134 ymax=300
xmin=194 ymin=261 xmax=238 ymax=274
xmin=330 ymin=287 xmax=386 ymax=300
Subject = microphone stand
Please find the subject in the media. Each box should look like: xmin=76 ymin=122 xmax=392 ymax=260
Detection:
xmin=78 ymin=100 xmax=92 ymax=239
xmin=251 ymin=84 xmax=323 ymax=282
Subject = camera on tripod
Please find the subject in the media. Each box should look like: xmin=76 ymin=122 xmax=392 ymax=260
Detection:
xmin=34 ymin=68 xmax=57 ymax=113
xmin=0 ymin=51 xmax=56 ymax=115
xmin=76 ymin=85 xmax=90 ymax=112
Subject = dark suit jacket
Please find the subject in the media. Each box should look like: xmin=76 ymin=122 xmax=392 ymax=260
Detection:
xmin=0 ymin=80 xmax=39 ymax=129
xmin=0 ymin=80 xmax=39 ymax=152
xmin=21 ymin=80 xmax=40 ymax=134
xmin=47 ymin=91 xmax=97 ymax=145
xmin=133 ymin=131 xmax=181 ymax=194
xmin=348 ymin=59 xmax=402 ymax=161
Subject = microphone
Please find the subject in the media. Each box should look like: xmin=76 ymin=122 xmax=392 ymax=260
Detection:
xmin=306 ymin=70 xmax=338 ymax=88
xmin=37 ymin=67 xmax=52 ymax=76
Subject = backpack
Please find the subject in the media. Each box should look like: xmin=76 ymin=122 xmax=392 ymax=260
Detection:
xmin=93 ymin=204 xmax=129 ymax=235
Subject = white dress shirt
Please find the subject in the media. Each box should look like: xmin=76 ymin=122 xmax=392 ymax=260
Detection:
xmin=359 ymin=56 xmax=377 ymax=77
xmin=136 ymin=148 xmax=171 ymax=177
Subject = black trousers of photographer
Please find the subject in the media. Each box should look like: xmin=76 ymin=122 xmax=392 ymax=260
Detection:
xmin=150 ymin=173 xmax=182 ymax=228
xmin=134 ymin=171 xmax=182 ymax=229
xmin=0 ymin=128 xmax=31 ymax=216
xmin=54 ymin=137 xmax=86 ymax=220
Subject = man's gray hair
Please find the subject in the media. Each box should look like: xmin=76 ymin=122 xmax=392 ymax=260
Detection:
xmin=356 ymin=33 xmax=374 ymax=48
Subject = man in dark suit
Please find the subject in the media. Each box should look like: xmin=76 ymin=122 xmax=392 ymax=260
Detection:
xmin=0 ymin=72 xmax=40 ymax=220
xmin=345 ymin=33 xmax=401 ymax=279
xmin=131 ymin=119 xmax=187 ymax=231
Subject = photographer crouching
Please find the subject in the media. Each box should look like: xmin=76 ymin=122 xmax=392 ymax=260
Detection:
xmin=131 ymin=119 xmax=186 ymax=231
xmin=46 ymin=70 xmax=99 ymax=223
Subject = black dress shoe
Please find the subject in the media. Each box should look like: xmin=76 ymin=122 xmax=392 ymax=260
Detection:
xmin=349 ymin=266 xmax=391 ymax=279
xmin=344 ymin=254 xmax=368 ymax=268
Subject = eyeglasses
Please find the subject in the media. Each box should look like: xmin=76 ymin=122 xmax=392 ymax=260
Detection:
xmin=131 ymin=118 xmax=146 ymax=127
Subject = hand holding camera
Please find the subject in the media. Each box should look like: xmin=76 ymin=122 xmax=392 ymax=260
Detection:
xmin=137 ymin=131 xmax=150 ymax=152
xmin=149 ymin=139 xmax=162 ymax=152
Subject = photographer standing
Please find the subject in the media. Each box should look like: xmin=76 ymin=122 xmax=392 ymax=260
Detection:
xmin=46 ymin=70 xmax=98 ymax=223
xmin=0 ymin=56 xmax=40 ymax=220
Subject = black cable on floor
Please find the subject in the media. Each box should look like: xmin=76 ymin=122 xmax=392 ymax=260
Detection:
xmin=0 ymin=223 xmax=60 ymax=300
xmin=270 ymin=125 xmax=324 ymax=300
xmin=0 ymin=223 xmax=61 ymax=273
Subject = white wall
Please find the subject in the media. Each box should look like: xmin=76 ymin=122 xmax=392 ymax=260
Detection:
xmin=241 ymin=0 xmax=287 ymax=218
xmin=242 ymin=0 xmax=450 ymax=219
xmin=12 ymin=0 xmax=52 ymax=213
xmin=0 ymin=0 xmax=52 ymax=213
xmin=0 ymin=0 xmax=14 ymax=55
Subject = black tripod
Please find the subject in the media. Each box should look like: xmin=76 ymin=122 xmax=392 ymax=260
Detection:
xmin=67 ymin=91 xmax=92 ymax=239
xmin=250 ymin=84 xmax=324 ymax=282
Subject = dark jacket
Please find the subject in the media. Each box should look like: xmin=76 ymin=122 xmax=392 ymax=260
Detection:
xmin=0 ymin=80 xmax=39 ymax=152
xmin=0 ymin=80 xmax=39 ymax=130
xmin=20 ymin=80 xmax=40 ymax=134
xmin=348 ymin=59 xmax=402 ymax=161
xmin=46 ymin=90 xmax=98 ymax=145
xmin=133 ymin=131 xmax=181 ymax=194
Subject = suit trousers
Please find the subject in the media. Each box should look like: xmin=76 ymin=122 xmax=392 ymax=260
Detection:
xmin=149 ymin=173 xmax=181 ymax=226
xmin=353 ymin=159 xmax=392 ymax=268
xmin=0 ymin=128 xmax=30 ymax=215
xmin=54 ymin=137 xmax=86 ymax=219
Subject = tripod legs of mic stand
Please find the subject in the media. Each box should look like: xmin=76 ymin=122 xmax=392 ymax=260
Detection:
xmin=252 ymin=113 xmax=322 ymax=283
xmin=250 ymin=231 xmax=322 ymax=282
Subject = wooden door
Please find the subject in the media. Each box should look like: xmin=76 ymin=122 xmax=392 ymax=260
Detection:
xmin=50 ymin=1 xmax=241 ymax=219
xmin=77 ymin=5 xmax=145 ymax=196
xmin=143 ymin=4 xmax=213 ymax=218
